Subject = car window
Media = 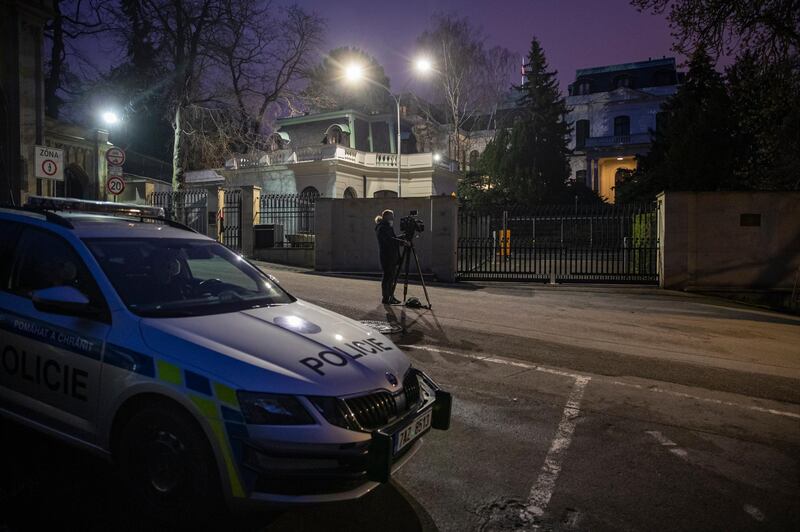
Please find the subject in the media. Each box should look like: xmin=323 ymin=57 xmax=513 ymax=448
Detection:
xmin=0 ymin=220 xmax=22 ymax=291
xmin=84 ymin=238 xmax=294 ymax=317
xmin=9 ymin=227 xmax=107 ymax=312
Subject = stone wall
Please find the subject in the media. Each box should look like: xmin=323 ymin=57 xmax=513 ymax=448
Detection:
xmin=314 ymin=196 xmax=458 ymax=282
xmin=658 ymin=191 xmax=800 ymax=290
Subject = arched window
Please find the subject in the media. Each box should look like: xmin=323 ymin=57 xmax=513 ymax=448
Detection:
xmin=266 ymin=132 xmax=289 ymax=152
xmin=613 ymin=116 xmax=630 ymax=137
xmin=343 ymin=187 xmax=357 ymax=199
xmin=613 ymin=75 xmax=633 ymax=89
xmin=373 ymin=190 xmax=398 ymax=199
xmin=575 ymin=119 xmax=590 ymax=148
xmin=574 ymin=78 xmax=592 ymax=95
xmin=300 ymin=186 xmax=320 ymax=198
xmin=323 ymin=124 xmax=350 ymax=146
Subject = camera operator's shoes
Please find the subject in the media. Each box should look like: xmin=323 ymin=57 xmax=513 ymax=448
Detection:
xmin=388 ymin=296 xmax=402 ymax=305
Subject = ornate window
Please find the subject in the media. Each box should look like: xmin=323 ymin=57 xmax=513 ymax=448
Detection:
xmin=343 ymin=187 xmax=357 ymax=199
xmin=575 ymin=120 xmax=590 ymax=148
xmin=613 ymin=116 xmax=630 ymax=137
xmin=373 ymin=190 xmax=398 ymax=198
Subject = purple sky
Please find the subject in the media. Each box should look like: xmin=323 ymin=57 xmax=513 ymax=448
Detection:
xmin=306 ymin=0 xmax=682 ymax=91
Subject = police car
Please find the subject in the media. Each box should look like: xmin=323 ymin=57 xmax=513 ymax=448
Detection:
xmin=0 ymin=196 xmax=451 ymax=520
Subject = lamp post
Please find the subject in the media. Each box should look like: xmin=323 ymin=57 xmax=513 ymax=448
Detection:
xmin=344 ymin=58 xmax=433 ymax=198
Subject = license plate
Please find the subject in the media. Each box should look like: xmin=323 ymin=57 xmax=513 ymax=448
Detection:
xmin=393 ymin=409 xmax=432 ymax=453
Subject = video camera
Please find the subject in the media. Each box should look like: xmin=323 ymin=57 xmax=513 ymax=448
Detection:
xmin=399 ymin=210 xmax=425 ymax=240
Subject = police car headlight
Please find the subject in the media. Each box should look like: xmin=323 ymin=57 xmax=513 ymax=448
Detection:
xmin=237 ymin=391 xmax=315 ymax=425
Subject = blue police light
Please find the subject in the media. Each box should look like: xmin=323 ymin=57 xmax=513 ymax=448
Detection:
xmin=25 ymin=196 xmax=165 ymax=218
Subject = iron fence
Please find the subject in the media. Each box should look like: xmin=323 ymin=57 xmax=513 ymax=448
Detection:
xmin=221 ymin=188 xmax=242 ymax=251
xmin=148 ymin=190 xmax=208 ymax=234
xmin=257 ymin=194 xmax=317 ymax=249
xmin=458 ymin=202 xmax=659 ymax=283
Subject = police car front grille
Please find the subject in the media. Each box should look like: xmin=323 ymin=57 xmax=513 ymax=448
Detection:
xmin=403 ymin=372 xmax=421 ymax=408
xmin=344 ymin=371 xmax=422 ymax=431
xmin=345 ymin=391 xmax=398 ymax=430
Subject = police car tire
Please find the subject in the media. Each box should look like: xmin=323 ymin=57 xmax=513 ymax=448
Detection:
xmin=118 ymin=402 xmax=222 ymax=524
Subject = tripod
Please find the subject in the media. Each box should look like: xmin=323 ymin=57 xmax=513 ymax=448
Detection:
xmin=391 ymin=237 xmax=432 ymax=309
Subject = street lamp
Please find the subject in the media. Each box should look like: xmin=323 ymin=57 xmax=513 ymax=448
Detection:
xmin=101 ymin=110 xmax=120 ymax=125
xmin=344 ymin=58 xmax=433 ymax=198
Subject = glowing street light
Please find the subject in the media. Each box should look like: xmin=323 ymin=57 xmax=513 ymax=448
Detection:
xmin=343 ymin=56 xmax=434 ymax=198
xmin=101 ymin=110 xmax=120 ymax=125
xmin=433 ymin=153 xmax=442 ymax=162
xmin=415 ymin=57 xmax=433 ymax=74
xmin=345 ymin=63 xmax=364 ymax=82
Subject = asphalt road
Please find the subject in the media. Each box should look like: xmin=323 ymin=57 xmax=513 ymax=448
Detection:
xmin=1 ymin=266 xmax=798 ymax=531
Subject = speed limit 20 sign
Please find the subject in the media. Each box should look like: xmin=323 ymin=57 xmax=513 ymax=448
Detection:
xmin=107 ymin=175 xmax=126 ymax=196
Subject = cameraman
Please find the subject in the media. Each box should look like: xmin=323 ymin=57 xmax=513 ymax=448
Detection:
xmin=374 ymin=209 xmax=408 ymax=304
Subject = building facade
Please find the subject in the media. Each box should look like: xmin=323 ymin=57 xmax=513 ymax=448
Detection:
xmin=566 ymin=58 xmax=680 ymax=203
xmin=188 ymin=109 xmax=460 ymax=198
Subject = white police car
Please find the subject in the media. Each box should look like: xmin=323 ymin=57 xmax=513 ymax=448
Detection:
xmin=0 ymin=196 xmax=450 ymax=521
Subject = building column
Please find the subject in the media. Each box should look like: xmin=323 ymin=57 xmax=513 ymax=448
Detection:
xmin=205 ymin=185 xmax=222 ymax=241
xmin=240 ymin=185 xmax=260 ymax=257
xmin=367 ymin=122 xmax=374 ymax=152
xmin=347 ymin=113 xmax=356 ymax=149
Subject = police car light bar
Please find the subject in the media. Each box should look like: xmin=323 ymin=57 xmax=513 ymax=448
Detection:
xmin=25 ymin=196 xmax=165 ymax=219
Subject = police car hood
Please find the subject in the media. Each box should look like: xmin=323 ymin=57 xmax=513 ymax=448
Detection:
xmin=139 ymin=299 xmax=410 ymax=396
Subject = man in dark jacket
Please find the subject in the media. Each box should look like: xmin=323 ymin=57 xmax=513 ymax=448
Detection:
xmin=375 ymin=209 xmax=407 ymax=304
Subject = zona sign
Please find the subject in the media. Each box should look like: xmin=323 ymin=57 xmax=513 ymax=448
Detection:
xmin=106 ymin=146 xmax=126 ymax=166
xmin=107 ymin=175 xmax=126 ymax=196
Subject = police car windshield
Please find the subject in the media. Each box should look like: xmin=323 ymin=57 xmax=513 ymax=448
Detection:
xmin=84 ymin=238 xmax=294 ymax=317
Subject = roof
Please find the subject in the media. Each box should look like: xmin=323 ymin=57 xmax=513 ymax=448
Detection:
xmin=575 ymin=57 xmax=676 ymax=78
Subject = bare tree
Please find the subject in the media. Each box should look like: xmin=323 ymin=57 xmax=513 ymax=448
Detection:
xmin=44 ymin=0 xmax=111 ymax=119
xmin=415 ymin=15 xmax=515 ymax=169
xmin=210 ymin=1 xmax=324 ymax=136
xmin=632 ymin=0 xmax=800 ymax=62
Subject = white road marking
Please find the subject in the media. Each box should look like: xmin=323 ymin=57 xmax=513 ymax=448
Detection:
xmin=612 ymin=381 xmax=800 ymax=420
xmin=646 ymin=430 xmax=689 ymax=461
xmin=401 ymin=344 xmax=800 ymax=420
xmin=743 ymin=504 xmax=765 ymax=522
xmin=525 ymin=375 xmax=590 ymax=518
xmin=400 ymin=344 xmax=588 ymax=520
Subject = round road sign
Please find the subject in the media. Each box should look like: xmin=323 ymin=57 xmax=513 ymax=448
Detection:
xmin=106 ymin=147 xmax=126 ymax=166
xmin=107 ymin=175 xmax=126 ymax=196
xmin=41 ymin=159 xmax=58 ymax=177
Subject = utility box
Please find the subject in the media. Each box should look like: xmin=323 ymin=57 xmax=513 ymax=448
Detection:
xmin=254 ymin=224 xmax=285 ymax=249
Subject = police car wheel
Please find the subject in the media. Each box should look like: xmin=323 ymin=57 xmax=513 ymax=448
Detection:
xmin=119 ymin=403 xmax=221 ymax=522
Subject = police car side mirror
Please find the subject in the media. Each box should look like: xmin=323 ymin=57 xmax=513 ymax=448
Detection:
xmin=32 ymin=286 xmax=92 ymax=317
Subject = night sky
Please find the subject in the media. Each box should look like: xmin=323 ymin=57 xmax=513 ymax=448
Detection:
xmin=81 ymin=0 xmax=683 ymax=94
xmin=304 ymin=0 xmax=681 ymax=90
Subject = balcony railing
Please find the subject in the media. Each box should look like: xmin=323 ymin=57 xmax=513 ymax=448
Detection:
xmin=229 ymin=145 xmax=458 ymax=172
xmin=583 ymin=133 xmax=652 ymax=149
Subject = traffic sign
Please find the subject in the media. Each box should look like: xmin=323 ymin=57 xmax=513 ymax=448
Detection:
xmin=108 ymin=165 xmax=124 ymax=177
xmin=34 ymin=145 xmax=64 ymax=181
xmin=106 ymin=146 xmax=126 ymax=166
xmin=107 ymin=175 xmax=126 ymax=196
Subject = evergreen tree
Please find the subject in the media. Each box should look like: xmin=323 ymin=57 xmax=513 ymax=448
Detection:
xmin=476 ymin=37 xmax=574 ymax=205
xmin=615 ymin=48 xmax=738 ymax=202
xmin=726 ymin=52 xmax=800 ymax=191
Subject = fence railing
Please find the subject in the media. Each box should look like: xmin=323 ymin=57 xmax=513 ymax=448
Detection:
xmin=457 ymin=202 xmax=659 ymax=283
xmin=148 ymin=190 xmax=208 ymax=234
xmin=257 ymin=193 xmax=317 ymax=249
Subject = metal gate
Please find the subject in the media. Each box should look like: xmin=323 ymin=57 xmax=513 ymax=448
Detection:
xmin=221 ymin=188 xmax=242 ymax=251
xmin=457 ymin=202 xmax=659 ymax=283
xmin=258 ymin=193 xmax=317 ymax=248
xmin=148 ymin=190 xmax=208 ymax=234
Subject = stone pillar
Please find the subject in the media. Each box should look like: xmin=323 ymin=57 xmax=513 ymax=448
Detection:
xmin=240 ymin=185 xmax=260 ymax=257
xmin=95 ymin=130 xmax=109 ymax=200
xmin=205 ymin=186 xmax=222 ymax=241
xmin=314 ymin=198 xmax=334 ymax=271
xmin=429 ymin=195 xmax=458 ymax=282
